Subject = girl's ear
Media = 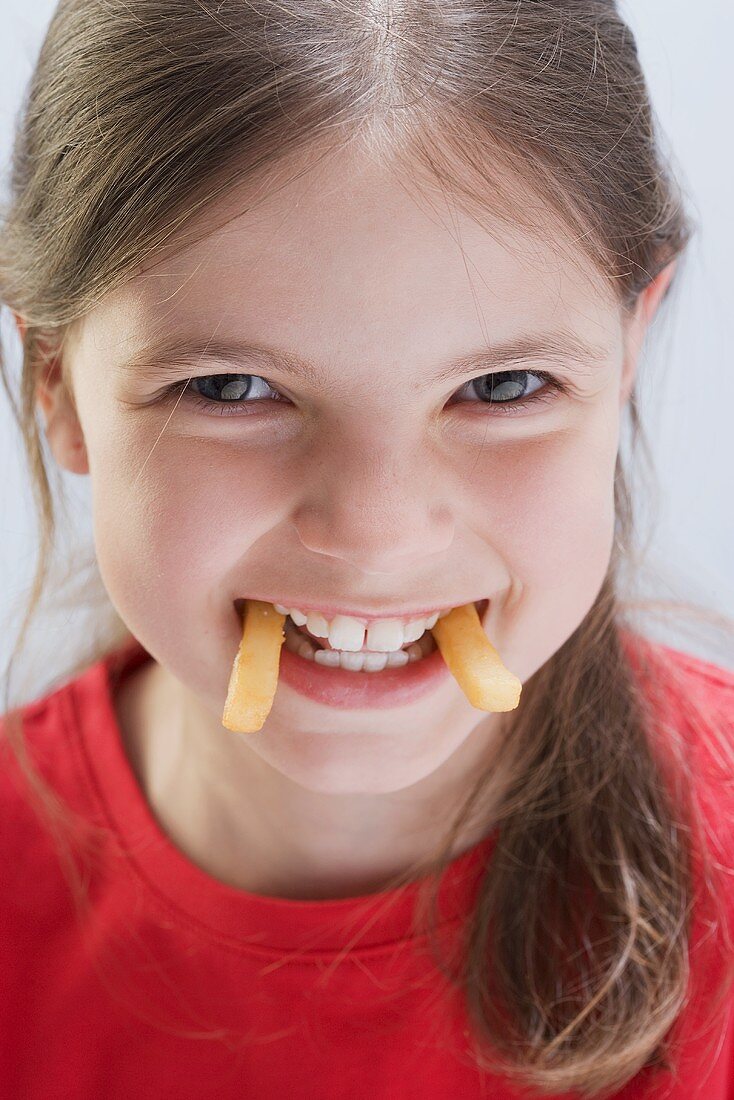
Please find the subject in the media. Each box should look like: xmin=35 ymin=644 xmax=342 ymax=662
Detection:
xmin=619 ymin=259 xmax=678 ymax=406
xmin=12 ymin=310 xmax=89 ymax=476
xmin=12 ymin=310 xmax=27 ymax=344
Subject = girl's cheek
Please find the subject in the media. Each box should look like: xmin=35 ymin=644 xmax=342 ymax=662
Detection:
xmin=465 ymin=423 xmax=618 ymax=581
xmin=464 ymin=426 xmax=619 ymax=685
xmin=93 ymin=434 xmax=297 ymax=628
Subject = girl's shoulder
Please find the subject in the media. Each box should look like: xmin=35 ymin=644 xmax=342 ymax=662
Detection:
xmin=656 ymin=640 xmax=734 ymax=695
xmin=632 ymin=631 xmax=734 ymax=859
xmin=622 ymin=630 xmax=734 ymax=725
xmin=0 ymin=640 xmax=141 ymax=817
xmin=0 ymin=663 xmax=105 ymax=906
xmin=626 ymin=632 xmax=734 ymax=815
xmin=0 ymin=679 xmax=89 ymax=812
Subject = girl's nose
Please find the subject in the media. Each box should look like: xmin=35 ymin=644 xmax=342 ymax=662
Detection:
xmin=289 ymin=440 xmax=455 ymax=575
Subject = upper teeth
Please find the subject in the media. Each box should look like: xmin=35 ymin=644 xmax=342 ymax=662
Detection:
xmin=272 ymin=603 xmax=453 ymax=652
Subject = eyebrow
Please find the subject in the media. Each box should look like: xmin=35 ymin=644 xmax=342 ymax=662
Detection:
xmin=122 ymin=329 xmax=610 ymax=389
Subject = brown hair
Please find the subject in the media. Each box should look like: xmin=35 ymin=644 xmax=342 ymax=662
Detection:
xmin=1 ymin=2 xmax=733 ymax=1095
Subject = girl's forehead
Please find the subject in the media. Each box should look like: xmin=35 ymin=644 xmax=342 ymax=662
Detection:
xmin=76 ymin=145 xmax=621 ymax=369
xmin=130 ymin=142 xmax=613 ymax=303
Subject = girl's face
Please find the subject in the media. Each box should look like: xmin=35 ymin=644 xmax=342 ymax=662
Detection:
xmin=43 ymin=147 xmax=652 ymax=794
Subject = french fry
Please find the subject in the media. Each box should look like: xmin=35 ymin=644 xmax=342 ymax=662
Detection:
xmin=431 ymin=602 xmax=522 ymax=712
xmin=222 ymin=599 xmax=286 ymax=733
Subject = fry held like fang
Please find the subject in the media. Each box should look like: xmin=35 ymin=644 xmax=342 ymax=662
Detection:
xmin=430 ymin=602 xmax=522 ymax=712
xmin=222 ymin=600 xmax=286 ymax=733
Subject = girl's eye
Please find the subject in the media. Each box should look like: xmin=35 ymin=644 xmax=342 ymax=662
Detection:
xmin=162 ymin=367 xmax=565 ymax=418
xmin=171 ymin=373 xmax=285 ymax=416
xmin=452 ymin=369 xmax=564 ymax=414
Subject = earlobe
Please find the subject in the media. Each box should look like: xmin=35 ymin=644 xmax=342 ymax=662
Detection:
xmin=11 ymin=311 xmax=87 ymax=474
xmin=12 ymin=310 xmax=27 ymax=344
xmin=29 ymin=333 xmax=90 ymax=478
xmin=620 ymin=260 xmax=678 ymax=407
xmin=37 ymin=381 xmax=89 ymax=477
xmin=640 ymin=260 xmax=678 ymax=327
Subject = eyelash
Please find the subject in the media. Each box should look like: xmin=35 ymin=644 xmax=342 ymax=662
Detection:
xmin=160 ymin=369 xmax=567 ymax=419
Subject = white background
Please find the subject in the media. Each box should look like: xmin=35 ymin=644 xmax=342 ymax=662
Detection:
xmin=1 ymin=1 xmax=732 ymax=704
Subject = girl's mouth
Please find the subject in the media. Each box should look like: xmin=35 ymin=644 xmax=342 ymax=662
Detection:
xmin=225 ymin=597 xmax=513 ymax=715
xmin=232 ymin=598 xmax=490 ymax=675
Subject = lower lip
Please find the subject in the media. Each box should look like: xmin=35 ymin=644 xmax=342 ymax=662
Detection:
xmin=278 ymin=639 xmax=452 ymax=709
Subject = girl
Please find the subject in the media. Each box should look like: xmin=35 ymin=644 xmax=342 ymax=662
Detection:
xmin=1 ymin=2 xmax=732 ymax=1098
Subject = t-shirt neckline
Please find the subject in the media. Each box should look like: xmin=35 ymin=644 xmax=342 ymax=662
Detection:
xmin=64 ymin=636 xmax=498 ymax=955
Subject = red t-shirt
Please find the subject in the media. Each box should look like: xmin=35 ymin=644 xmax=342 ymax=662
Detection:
xmin=1 ymin=633 xmax=733 ymax=1100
